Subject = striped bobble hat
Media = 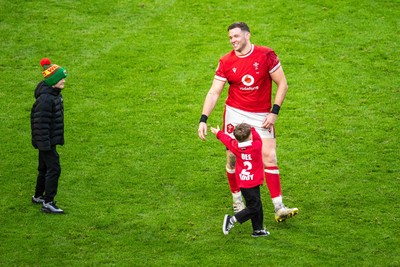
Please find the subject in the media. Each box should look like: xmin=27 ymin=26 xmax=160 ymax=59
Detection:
xmin=40 ymin=58 xmax=67 ymax=86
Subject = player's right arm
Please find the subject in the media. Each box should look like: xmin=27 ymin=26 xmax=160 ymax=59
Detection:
xmin=198 ymin=79 xmax=226 ymax=141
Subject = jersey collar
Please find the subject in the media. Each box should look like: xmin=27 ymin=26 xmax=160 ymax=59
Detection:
xmin=238 ymin=140 xmax=253 ymax=148
xmin=236 ymin=44 xmax=254 ymax=58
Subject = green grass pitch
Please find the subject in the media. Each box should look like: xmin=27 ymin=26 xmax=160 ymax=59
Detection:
xmin=0 ymin=0 xmax=399 ymax=266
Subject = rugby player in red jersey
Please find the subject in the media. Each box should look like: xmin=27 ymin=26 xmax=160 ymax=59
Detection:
xmin=198 ymin=22 xmax=298 ymax=222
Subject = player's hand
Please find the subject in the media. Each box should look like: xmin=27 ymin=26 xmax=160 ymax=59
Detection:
xmin=198 ymin=122 xmax=208 ymax=141
xmin=262 ymin=113 xmax=277 ymax=130
xmin=210 ymin=125 xmax=220 ymax=135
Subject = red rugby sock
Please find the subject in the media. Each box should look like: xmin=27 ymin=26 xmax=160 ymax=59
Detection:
xmin=265 ymin=166 xmax=282 ymax=198
xmin=226 ymin=169 xmax=240 ymax=193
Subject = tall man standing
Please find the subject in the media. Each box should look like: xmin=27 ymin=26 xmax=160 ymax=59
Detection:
xmin=198 ymin=22 xmax=298 ymax=222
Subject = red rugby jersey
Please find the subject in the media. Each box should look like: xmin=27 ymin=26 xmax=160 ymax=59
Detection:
xmin=215 ymin=44 xmax=281 ymax=112
xmin=216 ymin=128 xmax=264 ymax=189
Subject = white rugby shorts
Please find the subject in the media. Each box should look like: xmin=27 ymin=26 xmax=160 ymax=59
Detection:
xmin=224 ymin=105 xmax=275 ymax=139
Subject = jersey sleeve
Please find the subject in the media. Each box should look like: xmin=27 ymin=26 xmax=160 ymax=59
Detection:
xmin=216 ymin=130 xmax=238 ymax=153
xmin=266 ymin=50 xmax=281 ymax=74
xmin=214 ymin=60 xmax=227 ymax=82
xmin=251 ymin=128 xmax=263 ymax=148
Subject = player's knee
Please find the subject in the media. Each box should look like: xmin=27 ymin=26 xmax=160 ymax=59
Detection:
xmin=263 ymin=150 xmax=277 ymax=165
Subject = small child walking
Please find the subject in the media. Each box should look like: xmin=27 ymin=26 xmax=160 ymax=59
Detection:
xmin=211 ymin=123 xmax=269 ymax=237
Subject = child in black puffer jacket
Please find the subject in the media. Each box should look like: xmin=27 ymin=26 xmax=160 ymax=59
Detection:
xmin=30 ymin=58 xmax=67 ymax=214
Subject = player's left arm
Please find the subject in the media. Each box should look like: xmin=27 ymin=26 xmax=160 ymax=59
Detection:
xmin=271 ymin=66 xmax=288 ymax=107
xmin=262 ymin=66 xmax=288 ymax=129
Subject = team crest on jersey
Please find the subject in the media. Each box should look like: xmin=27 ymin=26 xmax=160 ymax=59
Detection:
xmin=242 ymin=74 xmax=255 ymax=86
xmin=253 ymin=62 xmax=259 ymax=70
xmin=233 ymin=68 xmax=237 ymax=73
xmin=226 ymin=123 xmax=235 ymax=134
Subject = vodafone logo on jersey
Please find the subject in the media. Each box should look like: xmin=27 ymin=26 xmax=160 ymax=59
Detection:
xmin=242 ymin=74 xmax=255 ymax=86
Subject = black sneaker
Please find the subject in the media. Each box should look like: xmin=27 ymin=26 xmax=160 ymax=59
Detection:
xmin=32 ymin=195 xmax=45 ymax=204
xmin=222 ymin=215 xmax=234 ymax=235
xmin=252 ymin=229 xmax=270 ymax=237
xmin=41 ymin=201 xmax=64 ymax=214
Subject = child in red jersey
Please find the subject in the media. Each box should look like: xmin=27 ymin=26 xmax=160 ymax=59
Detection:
xmin=211 ymin=123 xmax=269 ymax=237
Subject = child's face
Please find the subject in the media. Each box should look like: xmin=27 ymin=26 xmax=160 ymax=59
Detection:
xmin=53 ymin=78 xmax=65 ymax=89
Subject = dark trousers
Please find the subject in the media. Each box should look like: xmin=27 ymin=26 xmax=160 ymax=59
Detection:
xmin=34 ymin=146 xmax=61 ymax=203
xmin=234 ymin=186 xmax=264 ymax=231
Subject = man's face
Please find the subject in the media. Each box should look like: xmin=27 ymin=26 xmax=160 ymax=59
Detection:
xmin=53 ymin=78 xmax=65 ymax=89
xmin=228 ymin=27 xmax=250 ymax=53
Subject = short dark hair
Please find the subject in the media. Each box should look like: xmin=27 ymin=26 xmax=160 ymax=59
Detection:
xmin=228 ymin=22 xmax=251 ymax=33
xmin=233 ymin=123 xmax=252 ymax=142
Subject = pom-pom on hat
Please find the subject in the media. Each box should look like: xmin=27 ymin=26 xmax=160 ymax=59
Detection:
xmin=40 ymin=58 xmax=67 ymax=86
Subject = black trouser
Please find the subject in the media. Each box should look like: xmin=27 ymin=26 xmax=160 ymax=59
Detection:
xmin=34 ymin=146 xmax=61 ymax=203
xmin=234 ymin=185 xmax=264 ymax=231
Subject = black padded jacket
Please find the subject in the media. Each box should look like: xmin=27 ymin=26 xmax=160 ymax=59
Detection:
xmin=31 ymin=81 xmax=64 ymax=151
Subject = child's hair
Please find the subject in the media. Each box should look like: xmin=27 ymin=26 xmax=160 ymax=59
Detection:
xmin=233 ymin=123 xmax=252 ymax=142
